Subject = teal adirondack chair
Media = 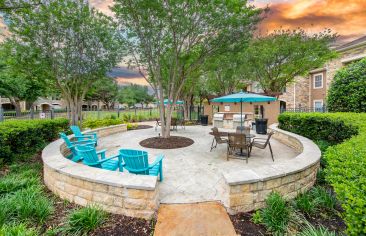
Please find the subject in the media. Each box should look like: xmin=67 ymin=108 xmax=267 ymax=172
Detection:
xmin=75 ymin=145 xmax=122 ymax=171
xmin=70 ymin=125 xmax=98 ymax=146
xmin=119 ymin=149 xmax=164 ymax=181
xmin=59 ymin=132 xmax=96 ymax=162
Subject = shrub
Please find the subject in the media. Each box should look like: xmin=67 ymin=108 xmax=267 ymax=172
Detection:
xmin=279 ymin=112 xmax=366 ymax=235
xmin=260 ymin=192 xmax=291 ymax=234
xmin=327 ymin=58 xmax=366 ymax=112
xmin=0 ymin=118 xmax=69 ymax=164
xmin=83 ymin=118 xmax=122 ymax=129
xmin=0 ymin=170 xmax=39 ymax=196
xmin=63 ymin=205 xmax=107 ymax=235
xmin=0 ymin=223 xmax=38 ymax=236
xmin=278 ymin=113 xmax=357 ymax=144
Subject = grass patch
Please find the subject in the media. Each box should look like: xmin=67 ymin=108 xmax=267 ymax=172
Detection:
xmin=62 ymin=205 xmax=108 ymax=235
xmin=0 ymin=223 xmax=38 ymax=236
xmin=0 ymin=185 xmax=54 ymax=225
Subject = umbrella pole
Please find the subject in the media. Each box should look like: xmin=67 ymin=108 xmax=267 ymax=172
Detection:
xmin=240 ymin=101 xmax=243 ymax=132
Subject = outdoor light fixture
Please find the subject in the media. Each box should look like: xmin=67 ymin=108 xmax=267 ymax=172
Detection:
xmin=250 ymin=102 xmax=252 ymax=105
xmin=268 ymin=101 xmax=270 ymax=104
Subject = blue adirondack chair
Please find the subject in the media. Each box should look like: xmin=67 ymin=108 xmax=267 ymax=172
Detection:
xmin=119 ymin=149 xmax=164 ymax=181
xmin=59 ymin=132 xmax=96 ymax=162
xmin=70 ymin=125 xmax=98 ymax=145
xmin=75 ymin=145 xmax=122 ymax=171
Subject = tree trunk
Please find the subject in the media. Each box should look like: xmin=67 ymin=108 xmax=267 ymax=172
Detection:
xmin=9 ymin=97 xmax=21 ymax=117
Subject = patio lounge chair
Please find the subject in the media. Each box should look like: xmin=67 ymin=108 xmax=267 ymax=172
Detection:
xmin=59 ymin=132 xmax=96 ymax=162
xmin=227 ymin=133 xmax=251 ymax=163
xmin=250 ymin=131 xmax=275 ymax=161
xmin=119 ymin=149 xmax=164 ymax=181
xmin=70 ymin=125 xmax=98 ymax=145
xmin=75 ymin=145 xmax=122 ymax=171
xmin=155 ymin=118 xmax=180 ymax=131
xmin=210 ymin=127 xmax=227 ymax=151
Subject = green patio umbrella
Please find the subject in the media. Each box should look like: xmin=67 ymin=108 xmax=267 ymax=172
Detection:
xmin=210 ymin=91 xmax=276 ymax=128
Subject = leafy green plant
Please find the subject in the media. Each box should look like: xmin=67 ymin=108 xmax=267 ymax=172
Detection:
xmin=0 ymin=118 xmax=68 ymax=164
xmin=310 ymin=187 xmax=336 ymax=211
xmin=0 ymin=186 xmax=54 ymax=225
xmin=63 ymin=205 xmax=107 ymax=235
xmin=260 ymin=192 xmax=291 ymax=234
xmin=279 ymin=112 xmax=366 ymax=234
xmin=327 ymin=58 xmax=366 ymax=112
xmin=0 ymin=223 xmax=38 ymax=236
xmin=251 ymin=210 xmax=263 ymax=224
xmin=294 ymin=192 xmax=318 ymax=215
xmin=298 ymin=222 xmax=336 ymax=236
xmin=83 ymin=118 xmax=123 ymax=129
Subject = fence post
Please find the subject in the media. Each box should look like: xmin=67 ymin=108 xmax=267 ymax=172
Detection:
xmin=0 ymin=106 xmax=3 ymax=122
xmin=97 ymin=108 xmax=101 ymax=120
xmin=50 ymin=108 xmax=55 ymax=119
xmin=189 ymin=105 xmax=192 ymax=121
xmin=30 ymin=107 xmax=34 ymax=119
xmin=134 ymin=107 xmax=137 ymax=116
xmin=117 ymin=108 xmax=120 ymax=118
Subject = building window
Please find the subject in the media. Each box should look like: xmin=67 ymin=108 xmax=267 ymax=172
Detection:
xmin=313 ymin=100 xmax=323 ymax=112
xmin=313 ymin=73 xmax=323 ymax=89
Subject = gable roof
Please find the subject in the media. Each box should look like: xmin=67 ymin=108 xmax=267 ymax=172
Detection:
xmin=336 ymin=35 xmax=366 ymax=51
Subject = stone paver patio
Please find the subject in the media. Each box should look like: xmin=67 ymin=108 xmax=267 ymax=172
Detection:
xmin=98 ymin=122 xmax=298 ymax=204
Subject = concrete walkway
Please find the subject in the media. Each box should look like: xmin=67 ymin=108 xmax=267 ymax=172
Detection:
xmin=99 ymin=122 xmax=298 ymax=204
xmin=154 ymin=202 xmax=237 ymax=236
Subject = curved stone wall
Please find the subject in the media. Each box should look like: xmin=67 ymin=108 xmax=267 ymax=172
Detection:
xmin=223 ymin=123 xmax=321 ymax=214
xmin=42 ymin=124 xmax=159 ymax=219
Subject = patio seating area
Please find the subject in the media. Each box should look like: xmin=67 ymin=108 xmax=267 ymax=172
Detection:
xmin=96 ymin=122 xmax=299 ymax=204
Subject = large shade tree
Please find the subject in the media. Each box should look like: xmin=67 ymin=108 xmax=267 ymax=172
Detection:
xmin=5 ymin=0 xmax=123 ymax=125
xmin=112 ymin=0 xmax=261 ymax=138
xmin=0 ymin=40 xmax=50 ymax=116
xmin=243 ymin=29 xmax=337 ymax=96
xmin=86 ymin=77 xmax=119 ymax=110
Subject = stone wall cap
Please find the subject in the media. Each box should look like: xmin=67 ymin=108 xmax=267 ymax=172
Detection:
xmin=223 ymin=123 xmax=321 ymax=185
xmin=42 ymin=127 xmax=157 ymax=191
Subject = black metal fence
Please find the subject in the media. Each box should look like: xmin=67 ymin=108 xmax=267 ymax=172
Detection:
xmin=0 ymin=106 xmax=205 ymax=122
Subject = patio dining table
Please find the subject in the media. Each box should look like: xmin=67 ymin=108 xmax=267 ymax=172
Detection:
xmin=209 ymin=131 xmax=255 ymax=157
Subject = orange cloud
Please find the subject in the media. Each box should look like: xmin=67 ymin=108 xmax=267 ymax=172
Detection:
xmin=255 ymin=0 xmax=366 ymax=42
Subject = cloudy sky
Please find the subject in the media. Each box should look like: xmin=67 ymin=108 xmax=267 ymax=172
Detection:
xmin=90 ymin=0 xmax=366 ymax=43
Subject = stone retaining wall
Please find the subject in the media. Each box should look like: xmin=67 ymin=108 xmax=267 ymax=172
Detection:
xmin=42 ymin=124 xmax=159 ymax=219
xmin=223 ymin=124 xmax=321 ymax=214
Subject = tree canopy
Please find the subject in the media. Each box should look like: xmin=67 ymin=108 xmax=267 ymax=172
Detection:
xmin=86 ymin=77 xmax=119 ymax=110
xmin=5 ymin=0 xmax=123 ymax=124
xmin=327 ymin=58 xmax=366 ymax=112
xmin=112 ymin=0 xmax=261 ymax=137
xmin=118 ymin=84 xmax=154 ymax=108
xmin=243 ymin=29 xmax=337 ymax=96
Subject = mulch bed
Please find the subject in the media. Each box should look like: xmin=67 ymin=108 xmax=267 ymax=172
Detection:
xmin=91 ymin=216 xmax=155 ymax=236
xmin=305 ymin=211 xmax=346 ymax=232
xmin=139 ymin=136 xmax=194 ymax=149
xmin=230 ymin=212 xmax=267 ymax=236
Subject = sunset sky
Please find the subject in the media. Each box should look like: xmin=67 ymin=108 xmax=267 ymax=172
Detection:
xmin=90 ymin=0 xmax=366 ymax=43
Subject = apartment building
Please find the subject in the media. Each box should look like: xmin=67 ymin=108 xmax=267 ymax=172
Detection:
xmin=279 ymin=35 xmax=366 ymax=110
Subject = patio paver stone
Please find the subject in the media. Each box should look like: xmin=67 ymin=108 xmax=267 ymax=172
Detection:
xmin=154 ymin=202 xmax=237 ymax=236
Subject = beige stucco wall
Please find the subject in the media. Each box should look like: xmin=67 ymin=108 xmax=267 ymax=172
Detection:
xmin=204 ymin=100 xmax=280 ymax=125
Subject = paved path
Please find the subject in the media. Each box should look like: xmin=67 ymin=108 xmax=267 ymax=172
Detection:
xmin=154 ymin=202 xmax=237 ymax=236
xmin=99 ymin=122 xmax=298 ymax=204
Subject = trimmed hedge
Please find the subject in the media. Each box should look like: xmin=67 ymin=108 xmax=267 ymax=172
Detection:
xmin=0 ymin=118 xmax=69 ymax=165
xmin=279 ymin=112 xmax=366 ymax=235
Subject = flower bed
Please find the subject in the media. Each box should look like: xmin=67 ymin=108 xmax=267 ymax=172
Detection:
xmin=279 ymin=112 xmax=366 ymax=235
